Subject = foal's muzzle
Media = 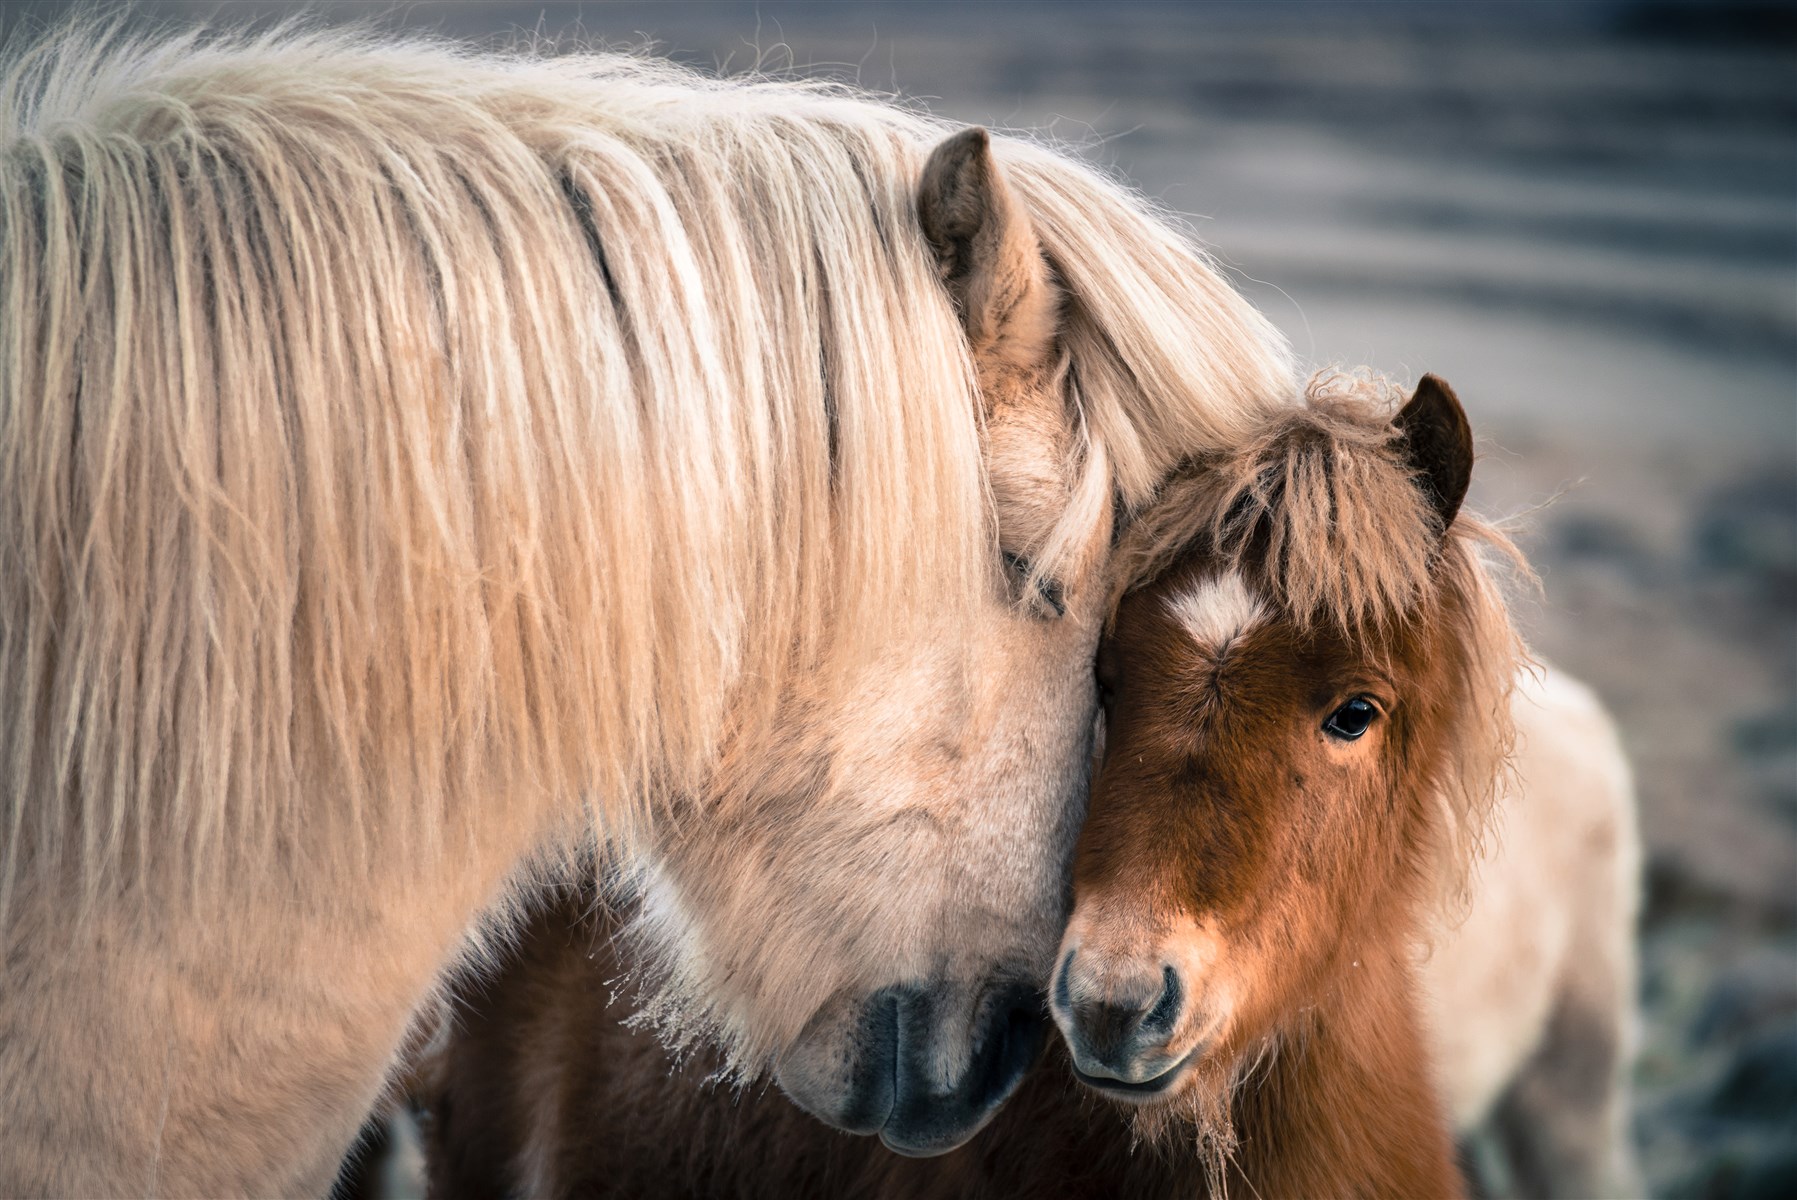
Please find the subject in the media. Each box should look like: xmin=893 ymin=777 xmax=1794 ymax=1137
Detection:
xmin=774 ymin=980 xmax=1047 ymax=1156
xmin=1052 ymin=949 xmax=1191 ymax=1097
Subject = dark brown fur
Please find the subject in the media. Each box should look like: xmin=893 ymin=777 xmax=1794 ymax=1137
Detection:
xmin=419 ymin=900 xmax=1451 ymax=1199
xmin=422 ymin=894 xmax=1177 ymax=1200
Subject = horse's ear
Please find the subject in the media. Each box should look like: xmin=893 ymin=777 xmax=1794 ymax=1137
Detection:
xmin=1393 ymin=374 xmax=1474 ymax=530
xmin=917 ymin=127 xmax=1059 ymax=377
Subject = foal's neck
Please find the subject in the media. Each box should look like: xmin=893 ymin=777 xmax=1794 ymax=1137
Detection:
xmin=1222 ymin=943 xmax=1464 ymax=1200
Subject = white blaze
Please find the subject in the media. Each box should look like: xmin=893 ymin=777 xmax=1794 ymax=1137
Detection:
xmin=1165 ymin=571 xmax=1266 ymax=656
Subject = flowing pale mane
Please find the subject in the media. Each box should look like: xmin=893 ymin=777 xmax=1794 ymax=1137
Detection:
xmin=0 ymin=21 xmax=1295 ymax=920
xmin=1116 ymin=371 xmax=1528 ymax=908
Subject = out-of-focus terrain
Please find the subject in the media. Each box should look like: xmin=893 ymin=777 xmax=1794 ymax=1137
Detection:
xmin=12 ymin=2 xmax=1794 ymax=1195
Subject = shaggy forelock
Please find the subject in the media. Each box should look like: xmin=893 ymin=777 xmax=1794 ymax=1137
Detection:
xmin=1115 ymin=370 xmax=1531 ymax=913
xmin=1116 ymin=371 xmax=1437 ymax=632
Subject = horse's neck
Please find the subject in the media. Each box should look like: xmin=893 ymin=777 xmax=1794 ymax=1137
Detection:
xmin=1224 ymin=944 xmax=1465 ymax=1200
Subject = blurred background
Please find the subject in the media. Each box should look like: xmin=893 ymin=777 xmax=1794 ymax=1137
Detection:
xmin=8 ymin=2 xmax=1793 ymax=1195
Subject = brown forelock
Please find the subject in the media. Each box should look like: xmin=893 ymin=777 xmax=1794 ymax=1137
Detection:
xmin=1110 ymin=373 xmax=1439 ymax=634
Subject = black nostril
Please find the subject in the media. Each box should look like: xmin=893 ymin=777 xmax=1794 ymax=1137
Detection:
xmin=880 ymin=981 xmax=1046 ymax=1157
xmin=1141 ymin=964 xmax=1182 ymax=1035
xmin=1054 ymin=949 xmax=1075 ymax=1013
xmin=961 ymin=987 xmax=1048 ymax=1113
xmin=837 ymin=986 xmax=903 ymax=1133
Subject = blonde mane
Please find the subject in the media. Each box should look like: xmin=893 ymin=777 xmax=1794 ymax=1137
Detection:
xmin=0 ymin=22 xmax=1295 ymax=920
xmin=1117 ymin=371 xmax=1529 ymax=909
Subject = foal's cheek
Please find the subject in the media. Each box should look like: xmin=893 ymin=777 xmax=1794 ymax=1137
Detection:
xmin=1276 ymin=739 xmax=1364 ymax=901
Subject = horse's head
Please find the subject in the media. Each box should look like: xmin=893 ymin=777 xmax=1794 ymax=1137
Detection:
xmin=619 ymin=128 xmax=1113 ymax=1156
xmin=1052 ymin=376 xmax=1518 ymax=1111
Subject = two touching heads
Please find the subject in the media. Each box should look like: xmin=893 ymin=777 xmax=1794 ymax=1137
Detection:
xmin=921 ymin=125 xmax=1513 ymax=1134
xmin=625 ymin=122 xmax=1504 ymax=1156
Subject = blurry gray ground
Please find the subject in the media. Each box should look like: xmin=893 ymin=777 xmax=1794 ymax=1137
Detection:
xmin=18 ymin=2 xmax=1795 ymax=1196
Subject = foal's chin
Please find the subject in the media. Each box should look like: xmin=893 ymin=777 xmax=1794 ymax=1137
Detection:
xmin=1095 ymin=1049 xmax=1244 ymax=1151
xmin=1071 ymin=1045 xmax=1200 ymax=1104
xmin=1068 ymin=1016 xmax=1235 ymax=1117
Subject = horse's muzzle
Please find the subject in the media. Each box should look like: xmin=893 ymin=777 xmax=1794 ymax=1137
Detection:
xmin=1052 ymin=949 xmax=1191 ymax=1094
xmin=774 ymin=980 xmax=1047 ymax=1157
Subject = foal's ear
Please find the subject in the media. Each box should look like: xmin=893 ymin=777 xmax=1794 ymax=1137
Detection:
xmin=917 ymin=127 xmax=1059 ymax=376
xmin=1393 ymin=374 xmax=1474 ymax=530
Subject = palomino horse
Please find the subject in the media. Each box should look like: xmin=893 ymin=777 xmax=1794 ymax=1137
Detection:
xmin=417 ymin=376 xmax=1640 ymax=1198
xmin=0 ymin=24 xmax=1305 ymax=1194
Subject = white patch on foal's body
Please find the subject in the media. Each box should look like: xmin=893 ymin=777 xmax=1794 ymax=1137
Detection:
xmin=1165 ymin=572 xmax=1266 ymax=656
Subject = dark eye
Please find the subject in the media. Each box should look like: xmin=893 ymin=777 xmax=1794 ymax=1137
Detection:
xmin=1002 ymin=551 xmax=1066 ymax=619
xmin=1322 ymin=697 xmax=1378 ymax=741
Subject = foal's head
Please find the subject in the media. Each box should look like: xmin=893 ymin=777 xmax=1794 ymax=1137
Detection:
xmin=1051 ymin=374 xmax=1521 ymax=1116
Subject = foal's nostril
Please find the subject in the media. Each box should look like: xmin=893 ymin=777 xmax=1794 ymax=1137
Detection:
xmin=1141 ymin=964 xmax=1182 ymax=1035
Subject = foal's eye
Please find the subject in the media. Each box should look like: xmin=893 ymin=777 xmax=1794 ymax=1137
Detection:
xmin=1002 ymin=551 xmax=1067 ymax=619
xmin=1322 ymin=697 xmax=1378 ymax=741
